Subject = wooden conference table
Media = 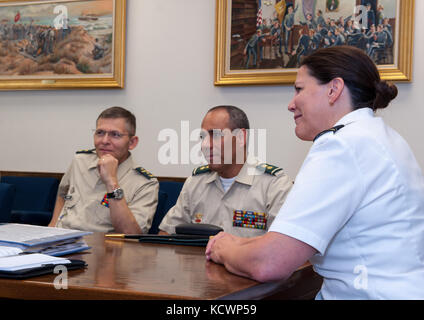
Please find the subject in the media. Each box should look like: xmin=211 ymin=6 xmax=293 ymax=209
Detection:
xmin=0 ymin=233 xmax=322 ymax=300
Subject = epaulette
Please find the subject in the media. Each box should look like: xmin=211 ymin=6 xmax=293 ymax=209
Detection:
xmin=76 ymin=148 xmax=96 ymax=154
xmin=313 ymin=125 xmax=345 ymax=142
xmin=135 ymin=167 xmax=155 ymax=180
xmin=192 ymin=165 xmax=211 ymax=176
xmin=256 ymin=163 xmax=283 ymax=176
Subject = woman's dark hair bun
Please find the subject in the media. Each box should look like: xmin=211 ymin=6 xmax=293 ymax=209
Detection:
xmin=373 ymin=81 xmax=398 ymax=110
xmin=300 ymin=46 xmax=400 ymax=111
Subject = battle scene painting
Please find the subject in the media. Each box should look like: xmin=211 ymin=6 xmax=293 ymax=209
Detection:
xmin=0 ymin=0 xmax=116 ymax=78
xmin=230 ymin=0 xmax=397 ymax=71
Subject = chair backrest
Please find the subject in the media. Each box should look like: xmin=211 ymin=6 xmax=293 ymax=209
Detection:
xmin=0 ymin=183 xmax=16 ymax=223
xmin=148 ymin=181 xmax=184 ymax=234
xmin=148 ymin=190 xmax=168 ymax=234
xmin=0 ymin=176 xmax=59 ymax=212
xmin=158 ymin=181 xmax=184 ymax=215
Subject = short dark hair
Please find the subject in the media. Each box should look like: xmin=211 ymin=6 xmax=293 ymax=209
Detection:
xmin=300 ymin=46 xmax=398 ymax=111
xmin=97 ymin=106 xmax=136 ymax=135
xmin=207 ymin=105 xmax=250 ymax=130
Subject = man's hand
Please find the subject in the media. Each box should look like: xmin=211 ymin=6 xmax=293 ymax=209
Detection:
xmin=97 ymin=153 xmax=142 ymax=234
xmin=97 ymin=154 xmax=119 ymax=190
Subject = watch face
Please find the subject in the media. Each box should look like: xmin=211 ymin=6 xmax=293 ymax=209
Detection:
xmin=114 ymin=188 xmax=124 ymax=199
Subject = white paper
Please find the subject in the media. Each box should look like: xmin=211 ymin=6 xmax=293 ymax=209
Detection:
xmin=0 ymin=253 xmax=71 ymax=271
xmin=0 ymin=223 xmax=91 ymax=246
xmin=0 ymin=246 xmax=23 ymax=258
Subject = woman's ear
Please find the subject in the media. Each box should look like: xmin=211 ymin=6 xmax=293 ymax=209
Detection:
xmin=328 ymin=77 xmax=345 ymax=105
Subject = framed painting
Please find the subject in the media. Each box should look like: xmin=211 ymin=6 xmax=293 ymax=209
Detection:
xmin=215 ymin=0 xmax=414 ymax=86
xmin=0 ymin=0 xmax=125 ymax=90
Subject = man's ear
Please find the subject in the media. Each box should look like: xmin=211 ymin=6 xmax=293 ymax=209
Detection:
xmin=128 ymin=136 xmax=139 ymax=151
xmin=328 ymin=77 xmax=345 ymax=105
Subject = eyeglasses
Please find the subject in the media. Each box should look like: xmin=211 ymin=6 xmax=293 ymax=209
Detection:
xmin=93 ymin=129 xmax=132 ymax=140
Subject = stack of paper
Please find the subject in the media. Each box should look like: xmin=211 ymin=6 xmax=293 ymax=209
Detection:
xmin=0 ymin=246 xmax=22 ymax=257
xmin=0 ymin=224 xmax=92 ymax=256
xmin=0 ymin=253 xmax=71 ymax=272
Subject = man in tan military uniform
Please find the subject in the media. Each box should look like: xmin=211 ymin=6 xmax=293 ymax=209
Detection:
xmin=159 ymin=106 xmax=292 ymax=237
xmin=49 ymin=107 xmax=159 ymax=234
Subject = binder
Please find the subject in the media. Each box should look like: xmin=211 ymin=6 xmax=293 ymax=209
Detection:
xmin=0 ymin=259 xmax=87 ymax=279
xmin=0 ymin=223 xmax=92 ymax=256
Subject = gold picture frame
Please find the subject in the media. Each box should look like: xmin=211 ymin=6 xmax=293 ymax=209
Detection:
xmin=215 ymin=0 xmax=414 ymax=86
xmin=0 ymin=0 xmax=126 ymax=90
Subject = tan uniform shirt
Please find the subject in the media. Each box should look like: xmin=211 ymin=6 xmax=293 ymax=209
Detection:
xmin=159 ymin=157 xmax=293 ymax=237
xmin=56 ymin=151 xmax=159 ymax=233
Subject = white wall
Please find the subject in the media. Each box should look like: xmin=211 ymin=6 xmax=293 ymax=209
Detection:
xmin=0 ymin=0 xmax=423 ymax=180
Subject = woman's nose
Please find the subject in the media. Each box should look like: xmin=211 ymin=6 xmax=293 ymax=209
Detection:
xmin=288 ymin=97 xmax=296 ymax=112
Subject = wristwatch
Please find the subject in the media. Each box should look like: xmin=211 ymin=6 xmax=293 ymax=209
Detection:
xmin=107 ymin=188 xmax=124 ymax=200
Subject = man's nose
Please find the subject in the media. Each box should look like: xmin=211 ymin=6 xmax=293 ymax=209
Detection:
xmin=201 ymin=133 xmax=213 ymax=148
xmin=100 ymin=132 xmax=112 ymax=143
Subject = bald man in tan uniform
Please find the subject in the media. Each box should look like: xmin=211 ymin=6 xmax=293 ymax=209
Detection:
xmin=159 ymin=106 xmax=293 ymax=237
xmin=159 ymin=157 xmax=292 ymax=237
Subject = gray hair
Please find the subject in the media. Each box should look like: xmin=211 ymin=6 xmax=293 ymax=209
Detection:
xmin=97 ymin=106 xmax=136 ymax=136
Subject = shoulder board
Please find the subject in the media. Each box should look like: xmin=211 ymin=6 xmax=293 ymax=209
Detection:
xmin=313 ymin=125 xmax=345 ymax=142
xmin=135 ymin=167 xmax=155 ymax=180
xmin=192 ymin=165 xmax=211 ymax=176
xmin=76 ymin=148 xmax=96 ymax=154
xmin=256 ymin=163 xmax=283 ymax=176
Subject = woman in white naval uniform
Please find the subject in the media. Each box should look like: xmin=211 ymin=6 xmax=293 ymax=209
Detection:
xmin=206 ymin=46 xmax=424 ymax=299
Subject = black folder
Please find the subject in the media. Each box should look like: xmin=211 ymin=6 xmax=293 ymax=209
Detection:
xmin=0 ymin=259 xmax=87 ymax=279
xmin=138 ymin=234 xmax=210 ymax=247
xmin=138 ymin=224 xmax=224 ymax=247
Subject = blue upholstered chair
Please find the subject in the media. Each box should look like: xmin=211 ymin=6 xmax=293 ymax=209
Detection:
xmin=0 ymin=183 xmax=16 ymax=223
xmin=148 ymin=181 xmax=184 ymax=234
xmin=0 ymin=176 xmax=60 ymax=226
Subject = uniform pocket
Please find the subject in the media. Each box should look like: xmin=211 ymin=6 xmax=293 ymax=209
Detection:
xmin=93 ymin=200 xmax=112 ymax=226
xmin=63 ymin=190 xmax=80 ymax=209
xmin=58 ymin=189 xmax=80 ymax=223
xmin=231 ymin=210 xmax=269 ymax=237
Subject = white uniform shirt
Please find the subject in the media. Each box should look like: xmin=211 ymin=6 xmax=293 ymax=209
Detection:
xmin=270 ymin=108 xmax=424 ymax=299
